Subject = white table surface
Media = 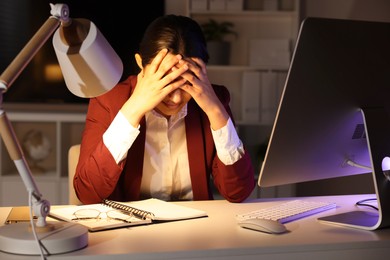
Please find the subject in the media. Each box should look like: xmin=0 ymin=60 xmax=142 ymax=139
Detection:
xmin=1 ymin=194 xmax=389 ymax=260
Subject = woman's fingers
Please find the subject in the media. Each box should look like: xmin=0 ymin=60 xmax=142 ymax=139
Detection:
xmin=144 ymin=49 xmax=189 ymax=89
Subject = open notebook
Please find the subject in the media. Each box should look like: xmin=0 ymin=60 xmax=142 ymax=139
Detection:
xmin=49 ymin=198 xmax=208 ymax=232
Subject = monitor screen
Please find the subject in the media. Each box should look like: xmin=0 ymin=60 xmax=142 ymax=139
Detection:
xmin=258 ymin=17 xmax=390 ymax=230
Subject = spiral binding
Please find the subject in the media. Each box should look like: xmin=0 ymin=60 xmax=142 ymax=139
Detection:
xmin=103 ymin=199 xmax=155 ymax=220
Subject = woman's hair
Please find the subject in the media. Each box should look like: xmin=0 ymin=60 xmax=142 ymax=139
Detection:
xmin=138 ymin=14 xmax=209 ymax=68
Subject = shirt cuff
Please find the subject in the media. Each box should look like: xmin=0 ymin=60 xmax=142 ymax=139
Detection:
xmin=211 ymin=117 xmax=245 ymax=165
xmin=103 ymin=111 xmax=140 ymax=164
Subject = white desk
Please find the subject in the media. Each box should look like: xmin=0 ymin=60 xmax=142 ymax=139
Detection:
xmin=1 ymin=194 xmax=390 ymax=259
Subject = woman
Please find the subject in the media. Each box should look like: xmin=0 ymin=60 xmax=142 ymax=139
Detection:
xmin=74 ymin=14 xmax=255 ymax=204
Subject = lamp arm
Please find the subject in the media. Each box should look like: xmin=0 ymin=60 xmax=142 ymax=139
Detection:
xmin=0 ymin=4 xmax=70 ymax=227
xmin=0 ymin=106 xmax=50 ymax=227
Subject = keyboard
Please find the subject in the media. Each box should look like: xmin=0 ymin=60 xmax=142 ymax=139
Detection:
xmin=236 ymin=200 xmax=337 ymax=224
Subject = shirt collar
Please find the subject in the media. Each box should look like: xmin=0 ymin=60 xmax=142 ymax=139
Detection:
xmin=146 ymin=104 xmax=188 ymax=125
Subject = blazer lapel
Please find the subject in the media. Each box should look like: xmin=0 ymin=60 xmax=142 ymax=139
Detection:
xmin=185 ymin=101 xmax=210 ymax=200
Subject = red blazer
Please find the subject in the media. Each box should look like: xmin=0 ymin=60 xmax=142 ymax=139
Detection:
xmin=74 ymin=75 xmax=255 ymax=204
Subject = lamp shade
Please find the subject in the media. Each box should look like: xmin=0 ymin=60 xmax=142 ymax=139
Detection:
xmin=52 ymin=19 xmax=123 ymax=98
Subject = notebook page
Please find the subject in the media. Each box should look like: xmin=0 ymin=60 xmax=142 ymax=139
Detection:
xmin=122 ymin=198 xmax=207 ymax=221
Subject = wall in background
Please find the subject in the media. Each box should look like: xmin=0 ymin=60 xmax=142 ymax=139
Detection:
xmin=165 ymin=0 xmax=390 ymax=22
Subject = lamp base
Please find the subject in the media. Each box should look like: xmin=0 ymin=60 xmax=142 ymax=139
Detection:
xmin=0 ymin=221 xmax=88 ymax=255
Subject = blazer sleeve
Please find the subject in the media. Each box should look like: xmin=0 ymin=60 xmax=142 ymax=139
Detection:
xmin=209 ymin=85 xmax=256 ymax=203
xmin=74 ymin=78 xmax=134 ymax=204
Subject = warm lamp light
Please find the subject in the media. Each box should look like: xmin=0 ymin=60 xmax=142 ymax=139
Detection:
xmin=44 ymin=64 xmax=63 ymax=82
xmin=0 ymin=3 xmax=123 ymax=256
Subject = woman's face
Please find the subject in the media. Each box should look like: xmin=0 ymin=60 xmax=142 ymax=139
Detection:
xmin=155 ymin=86 xmax=192 ymax=117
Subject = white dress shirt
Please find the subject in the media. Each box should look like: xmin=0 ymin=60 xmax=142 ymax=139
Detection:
xmin=103 ymin=105 xmax=244 ymax=200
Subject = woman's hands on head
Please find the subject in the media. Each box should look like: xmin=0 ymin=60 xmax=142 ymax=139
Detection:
xmin=178 ymin=57 xmax=229 ymax=130
xmin=120 ymin=49 xmax=188 ymax=127
xmin=121 ymin=48 xmax=229 ymax=130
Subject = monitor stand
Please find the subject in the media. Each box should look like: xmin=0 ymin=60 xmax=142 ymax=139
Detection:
xmin=318 ymin=107 xmax=390 ymax=230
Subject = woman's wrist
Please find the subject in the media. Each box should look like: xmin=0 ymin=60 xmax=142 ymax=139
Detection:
xmin=206 ymin=104 xmax=229 ymax=130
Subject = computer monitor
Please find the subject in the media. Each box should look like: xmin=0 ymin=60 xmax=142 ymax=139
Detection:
xmin=258 ymin=17 xmax=390 ymax=230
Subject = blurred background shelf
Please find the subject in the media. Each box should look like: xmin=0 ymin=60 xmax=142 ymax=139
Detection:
xmin=0 ymin=104 xmax=87 ymax=206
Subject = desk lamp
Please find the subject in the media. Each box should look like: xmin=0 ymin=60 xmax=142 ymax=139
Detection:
xmin=0 ymin=3 xmax=123 ymax=256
